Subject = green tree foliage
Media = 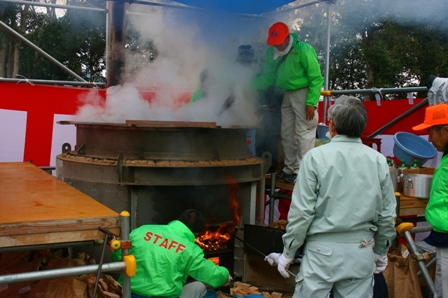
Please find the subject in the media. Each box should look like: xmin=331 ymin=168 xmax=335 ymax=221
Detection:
xmin=328 ymin=39 xmax=367 ymax=91
xmin=289 ymin=0 xmax=448 ymax=98
xmin=328 ymin=0 xmax=448 ymax=95
xmin=2 ymin=0 xmax=448 ymax=91
xmin=378 ymin=21 xmax=448 ymax=83
xmin=0 ymin=3 xmax=23 ymax=77
xmin=1 ymin=0 xmax=106 ymax=81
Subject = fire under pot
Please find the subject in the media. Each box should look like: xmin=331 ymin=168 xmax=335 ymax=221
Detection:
xmin=55 ymin=120 xmax=266 ymax=277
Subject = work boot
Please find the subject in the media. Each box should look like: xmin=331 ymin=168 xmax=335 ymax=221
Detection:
xmin=284 ymin=173 xmax=298 ymax=183
xmin=275 ymin=171 xmax=289 ymax=180
xmin=265 ymin=166 xmax=276 ymax=175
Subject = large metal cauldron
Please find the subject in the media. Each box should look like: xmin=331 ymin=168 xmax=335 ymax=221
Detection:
xmin=66 ymin=120 xmax=254 ymax=161
xmin=54 ymin=120 xmax=268 ymax=284
xmin=56 ymin=121 xmax=264 ymax=226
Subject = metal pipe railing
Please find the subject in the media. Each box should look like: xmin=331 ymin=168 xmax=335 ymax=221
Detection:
xmin=321 ymin=86 xmax=428 ymax=96
xmin=131 ymin=0 xmax=266 ymax=18
xmin=0 ymin=262 xmax=126 ymax=284
xmin=121 ymin=211 xmax=132 ymax=298
xmin=0 ymin=212 xmax=131 ymax=296
xmin=366 ymin=98 xmax=428 ymax=138
xmin=267 ymin=0 xmax=323 ymax=14
xmin=269 ymin=173 xmax=276 ymax=223
xmin=408 ymin=225 xmax=433 ymax=234
xmin=322 ymin=2 xmax=331 ymax=124
xmin=0 ymin=20 xmax=87 ymax=82
xmin=417 ymin=258 xmax=436 ymax=277
xmin=403 ymin=230 xmax=436 ymax=296
xmin=320 ymin=86 xmax=430 ymax=138
xmin=130 ymin=0 xmax=194 ymax=11
xmin=0 ymin=78 xmax=104 ymax=87
xmin=0 ymin=0 xmax=106 ymax=12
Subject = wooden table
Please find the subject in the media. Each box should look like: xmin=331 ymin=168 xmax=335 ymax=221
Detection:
xmin=0 ymin=162 xmax=120 ymax=248
xmin=265 ymin=176 xmax=428 ymax=218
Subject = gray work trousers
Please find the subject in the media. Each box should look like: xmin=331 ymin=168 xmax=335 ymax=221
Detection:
xmin=281 ymin=88 xmax=318 ymax=175
xmin=179 ymin=281 xmax=207 ymax=298
xmin=435 ymin=246 xmax=448 ymax=298
xmin=294 ymin=235 xmax=375 ymax=298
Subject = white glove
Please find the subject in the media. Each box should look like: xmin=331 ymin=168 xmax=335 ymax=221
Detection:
xmin=264 ymin=252 xmax=280 ymax=266
xmin=223 ymin=275 xmax=233 ymax=287
xmin=277 ymin=254 xmax=294 ymax=278
xmin=374 ymin=254 xmax=388 ymax=274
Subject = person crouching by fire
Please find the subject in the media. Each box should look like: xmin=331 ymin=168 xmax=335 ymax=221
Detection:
xmin=112 ymin=209 xmax=232 ymax=298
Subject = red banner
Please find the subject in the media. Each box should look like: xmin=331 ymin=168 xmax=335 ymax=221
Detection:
xmin=318 ymin=98 xmax=427 ymax=138
xmin=0 ymin=82 xmax=429 ymax=166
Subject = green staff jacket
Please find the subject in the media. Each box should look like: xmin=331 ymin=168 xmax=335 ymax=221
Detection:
xmin=427 ymin=154 xmax=448 ymax=233
xmin=112 ymin=220 xmax=229 ymax=297
xmin=252 ymin=33 xmax=323 ymax=107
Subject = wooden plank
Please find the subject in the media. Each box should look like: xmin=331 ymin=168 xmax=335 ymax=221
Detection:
xmin=265 ymin=177 xmax=294 ymax=192
xmin=399 ymin=207 xmax=426 ymax=217
xmin=265 ymin=177 xmax=428 ymax=216
xmin=0 ymin=162 xmax=121 ymax=249
xmin=0 ymin=228 xmax=121 ymax=248
xmin=126 ymin=120 xmax=216 ymax=128
xmin=0 ymin=216 xmax=120 ymax=236
xmin=266 ymin=168 xmax=435 ymax=192
xmin=403 ymin=167 xmax=435 ymax=175
xmin=398 ymin=194 xmax=428 ymax=216
xmin=0 ymin=162 xmax=119 ymax=225
xmin=57 ymin=121 xmax=128 ymax=127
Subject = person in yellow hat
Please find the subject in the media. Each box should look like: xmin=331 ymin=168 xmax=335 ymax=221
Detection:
xmin=252 ymin=22 xmax=324 ymax=183
xmin=413 ymin=103 xmax=448 ymax=298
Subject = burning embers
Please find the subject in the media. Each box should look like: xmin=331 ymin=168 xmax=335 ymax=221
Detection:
xmin=195 ymin=221 xmax=236 ymax=251
xmin=195 ymin=174 xmax=241 ymax=252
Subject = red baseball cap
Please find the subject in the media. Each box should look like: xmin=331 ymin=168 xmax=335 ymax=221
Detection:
xmin=267 ymin=22 xmax=290 ymax=46
xmin=412 ymin=104 xmax=448 ymax=131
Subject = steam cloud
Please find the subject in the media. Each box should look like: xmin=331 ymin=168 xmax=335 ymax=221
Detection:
xmin=75 ymin=0 xmax=448 ymax=126
xmin=75 ymin=6 xmax=279 ymax=127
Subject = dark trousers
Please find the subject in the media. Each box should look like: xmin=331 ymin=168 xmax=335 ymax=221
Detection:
xmin=131 ymin=294 xmax=160 ymax=298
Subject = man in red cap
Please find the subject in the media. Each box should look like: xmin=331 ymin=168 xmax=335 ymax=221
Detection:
xmin=412 ymin=103 xmax=448 ymax=298
xmin=252 ymin=22 xmax=323 ymax=183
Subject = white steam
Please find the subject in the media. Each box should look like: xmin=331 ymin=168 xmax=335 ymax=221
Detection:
xmin=75 ymin=5 xmax=277 ymax=127
xmin=74 ymin=0 xmax=448 ymax=126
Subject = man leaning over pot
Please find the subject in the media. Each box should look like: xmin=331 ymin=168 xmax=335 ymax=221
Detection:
xmin=413 ymin=103 xmax=448 ymax=298
xmin=252 ymin=22 xmax=323 ymax=183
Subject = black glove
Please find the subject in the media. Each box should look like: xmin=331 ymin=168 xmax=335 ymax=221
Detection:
xmin=217 ymin=93 xmax=235 ymax=115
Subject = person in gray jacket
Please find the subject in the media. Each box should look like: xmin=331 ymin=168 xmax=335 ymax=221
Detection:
xmin=265 ymin=95 xmax=396 ymax=297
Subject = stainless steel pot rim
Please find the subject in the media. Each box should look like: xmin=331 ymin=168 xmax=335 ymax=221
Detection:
xmin=404 ymin=173 xmax=433 ymax=176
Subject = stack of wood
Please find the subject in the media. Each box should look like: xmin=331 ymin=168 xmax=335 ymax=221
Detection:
xmin=0 ymin=250 xmax=122 ymax=298
xmin=225 ymin=281 xmax=288 ymax=297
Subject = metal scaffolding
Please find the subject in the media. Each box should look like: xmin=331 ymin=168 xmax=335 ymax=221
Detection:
xmin=0 ymin=212 xmax=134 ymax=298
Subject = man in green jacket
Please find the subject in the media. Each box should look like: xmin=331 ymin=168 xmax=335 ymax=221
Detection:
xmin=412 ymin=103 xmax=448 ymax=298
xmin=252 ymin=22 xmax=324 ymax=183
xmin=113 ymin=209 xmax=231 ymax=298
